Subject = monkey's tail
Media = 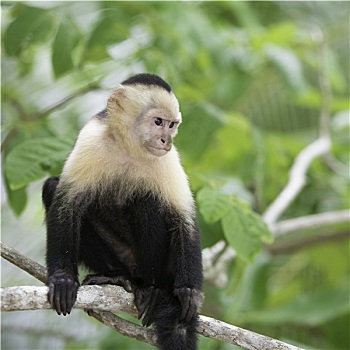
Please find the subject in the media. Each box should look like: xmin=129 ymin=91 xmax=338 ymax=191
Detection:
xmin=153 ymin=291 xmax=198 ymax=350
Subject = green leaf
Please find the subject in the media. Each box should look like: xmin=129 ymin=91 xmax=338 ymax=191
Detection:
xmin=84 ymin=9 xmax=129 ymax=61
xmin=5 ymin=182 xmax=28 ymax=216
xmin=197 ymin=186 xmax=231 ymax=224
xmin=5 ymin=137 xmax=73 ymax=190
xmin=222 ymin=198 xmax=273 ymax=262
xmin=52 ymin=20 xmax=80 ymax=78
xmin=4 ymin=7 xmax=54 ymax=56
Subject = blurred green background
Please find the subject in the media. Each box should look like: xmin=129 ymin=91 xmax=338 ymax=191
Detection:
xmin=1 ymin=1 xmax=349 ymax=349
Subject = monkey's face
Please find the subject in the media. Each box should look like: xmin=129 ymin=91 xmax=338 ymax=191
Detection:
xmin=107 ymin=84 xmax=182 ymax=158
xmin=137 ymin=108 xmax=181 ymax=157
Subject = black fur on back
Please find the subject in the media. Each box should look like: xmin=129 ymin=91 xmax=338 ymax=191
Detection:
xmin=122 ymin=73 xmax=172 ymax=93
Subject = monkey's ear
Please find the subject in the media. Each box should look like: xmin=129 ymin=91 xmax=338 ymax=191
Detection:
xmin=107 ymin=85 xmax=127 ymax=113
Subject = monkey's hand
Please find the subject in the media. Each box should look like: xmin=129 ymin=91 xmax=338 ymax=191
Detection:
xmin=134 ymin=286 xmax=160 ymax=327
xmin=174 ymin=287 xmax=204 ymax=323
xmin=48 ymin=272 xmax=79 ymax=316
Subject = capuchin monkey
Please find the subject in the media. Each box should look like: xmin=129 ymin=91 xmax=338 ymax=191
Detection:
xmin=42 ymin=73 xmax=203 ymax=350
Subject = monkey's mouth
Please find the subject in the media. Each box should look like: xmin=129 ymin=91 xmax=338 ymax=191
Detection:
xmin=146 ymin=145 xmax=171 ymax=157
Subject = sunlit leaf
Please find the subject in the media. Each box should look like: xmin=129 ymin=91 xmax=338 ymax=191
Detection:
xmin=197 ymin=186 xmax=231 ymax=224
xmin=52 ymin=20 xmax=80 ymax=78
xmin=222 ymin=198 xmax=273 ymax=262
xmin=84 ymin=9 xmax=129 ymax=61
xmin=4 ymin=6 xmax=54 ymax=56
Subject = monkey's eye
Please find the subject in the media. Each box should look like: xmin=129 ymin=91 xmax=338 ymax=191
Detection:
xmin=169 ymin=122 xmax=175 ymax=129
xmin=154 ymin=118 xmax=163 ymax=126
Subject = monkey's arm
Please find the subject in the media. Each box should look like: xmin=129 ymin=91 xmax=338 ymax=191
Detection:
xmin=172 ymin=221 xmax=204 ymax=322
xmin=44 ymin=183 xmax=83 ymax=316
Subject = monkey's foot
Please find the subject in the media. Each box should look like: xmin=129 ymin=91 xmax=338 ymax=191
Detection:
xmin=134 ymin=286 xmax=161 ymax=327
xmin=82 ymin=274 xmax=132 ymax=292
xmin=174 ymin=287 xmax=204 ymax=322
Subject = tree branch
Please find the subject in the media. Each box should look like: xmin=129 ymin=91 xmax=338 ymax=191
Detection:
xmin=90 ymin=310 xmax=158 ymax=347
xmin=1 ymin=241 xmax=304 ymax=350
xmin=267 ymin=230 xmax=349 ymax=255
xmin=1 ymin=285 xmax=303 ymax=350
xmin=270 ymin=210 xmax=350 ymax=237
xmin=203 ymin=210 xmax=349 ymax=286
xmin=0 ymin=241 xmax=46 ymax=283
xmin=262 ymin=136 xmax=331 ymax=226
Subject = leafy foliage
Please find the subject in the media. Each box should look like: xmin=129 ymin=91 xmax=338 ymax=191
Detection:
xmin=198 ymin=185 xmax=272 ymax=262
xmin=5 ymin=137 xmax=74 ymax=190
xmin=1 ymin=1 xmax=349 ymax=350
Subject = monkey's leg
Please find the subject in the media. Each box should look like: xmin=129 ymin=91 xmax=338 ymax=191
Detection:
xmin=44 ymin=184 xmax=84 ymax=316
xmin=82 ymin=273 xmax=133 ymax=317
xmin=82 ymin=273 xmax=132 ymax=292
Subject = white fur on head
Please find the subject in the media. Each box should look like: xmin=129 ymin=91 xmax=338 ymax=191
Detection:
xmin=60 ymin=84 xmax=193 ymax=217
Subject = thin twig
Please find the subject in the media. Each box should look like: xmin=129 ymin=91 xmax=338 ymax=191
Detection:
xmin=35 ymin=83 xmax=101 ymax=120
xmin=0 ymin=241 xmax=47 ymax=283
xmin=1 ymin=84 xmax=100 ymax=154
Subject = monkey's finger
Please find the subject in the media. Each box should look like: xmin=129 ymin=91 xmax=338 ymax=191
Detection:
xmin=60 ymin=282 xmax=68 ymax=316
xmin=136 ymin=287 xmax=153 ymax=320
xmin=110 ymin=276 xmax=133 ymax=293
xmin=54 ymin=287 xmax=62 ymax=315
xmin=138 ymin=302 xmax=149 ymax=320
xmin=48 ymin=282 xmax=55 ymax=307
xmin=123 ymin=279 xmax=132 ymax=293
xmin=67 ymin=281 xmax=79 ymax=314
xmin=66 ymin=287 xmax=73 ymax=315
xmin=136 ymin=292 xmax=147 ymax=319
xmin=179 ymin=289 xmax=191 ymax=321
xmin=185 ymin=296 xmax=196 ymax=323
xmin=142 ymin=311 xmax=154 ymax=327
xmin=142 ymin=288 xmax=159 ymax=327
xmin=138 ymin=293 xmax=151 ymax=320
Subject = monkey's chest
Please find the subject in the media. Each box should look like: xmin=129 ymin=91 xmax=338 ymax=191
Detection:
xmin=84 ymin=192 xmax=174 ymax=278
xmin=86 ymin=190 xmax=174 ymax=247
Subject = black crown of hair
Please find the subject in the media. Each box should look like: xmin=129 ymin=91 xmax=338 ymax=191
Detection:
xmin=121 ymin=73 xmax=172 ymax=93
